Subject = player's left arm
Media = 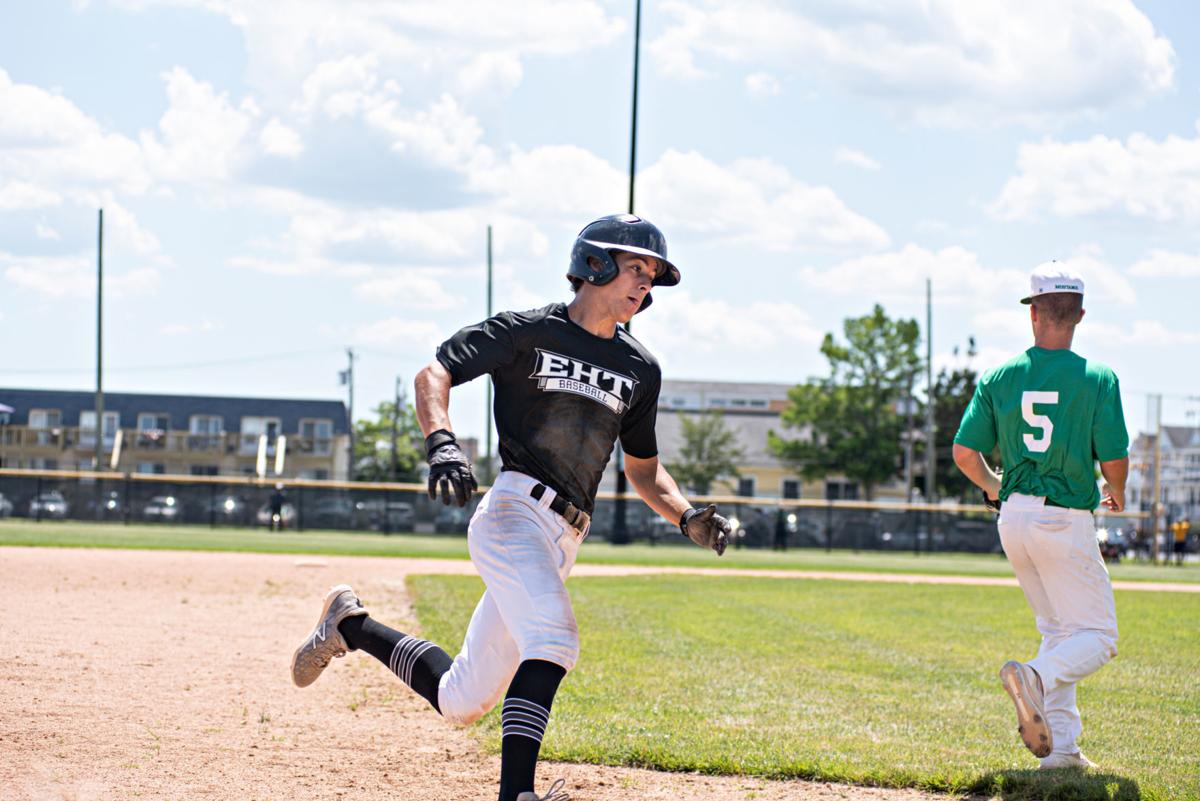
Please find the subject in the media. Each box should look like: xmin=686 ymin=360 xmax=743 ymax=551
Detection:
xmin=625 ymin=454 xmax=730 ymax=556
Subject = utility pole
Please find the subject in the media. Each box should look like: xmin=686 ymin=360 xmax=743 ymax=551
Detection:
xmin=485 ymin=224 xmax=494 ymax=485
xmin=612 ymin=0 xmax=643 ymax=545
xmin=925 ymin=278 xmax=936 ymax=504
xmin=1150 ymin=393 xmax=1163 ymax=563
xmin=391 ymin=375 xmax=402 ymax=482
xmin=904 ymin=370 xmax=915 ymax=502
xmin=94 ymin=209 xmax=105 ymax=471
xmin=345 ymin=348 xmax=355 ymax=480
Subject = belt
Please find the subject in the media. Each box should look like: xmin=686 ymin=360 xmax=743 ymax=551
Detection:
xmin=1044 ymin=497 xmax=1067 ymax=508
xmin=530 ymin=483 xmax=591 ymax=531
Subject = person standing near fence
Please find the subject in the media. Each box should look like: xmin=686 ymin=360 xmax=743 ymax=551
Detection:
xmin=288 ymin=214 xmax=733 ymax=801
xmin=952 ymin=262 xmax=1129 ymax=770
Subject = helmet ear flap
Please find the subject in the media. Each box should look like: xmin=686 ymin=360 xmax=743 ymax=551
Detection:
xmin=568 ymin=239 xmax=619 ymax=285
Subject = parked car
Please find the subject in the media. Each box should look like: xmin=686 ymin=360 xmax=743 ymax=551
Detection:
xmin=29 ymin=491 xmax=69 ymax=519
xmin=354 ymin=500 xmax=415 ymax=532
xmin=0 ymin=492 xmax=13 ymax=518
xmin=143 ymin=495 xmax=181 ymax=522
xmin=1097 ymin=527 xmax=1130 ymax=562
xmin=87 ymin=490 xmax=123 ymax=520
xmin=434 ymin=506 xmax=470 ymax=534
xmin=310 ymin=496 xmax=354 ymax=529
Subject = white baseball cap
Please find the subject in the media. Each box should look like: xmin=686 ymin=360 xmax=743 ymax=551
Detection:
xmin=1020 ymin=261 xmax=1085 ymax=305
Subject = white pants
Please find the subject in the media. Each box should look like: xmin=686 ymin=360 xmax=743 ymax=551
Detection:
xmin=998 ymin=493 xmax=1119 ymax=757
xmin=437 ymin=471 xmax=585 ymax=725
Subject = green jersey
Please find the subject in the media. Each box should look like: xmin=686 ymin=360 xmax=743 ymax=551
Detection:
xmin=954 ymin=347 xmax=1128 ymax=510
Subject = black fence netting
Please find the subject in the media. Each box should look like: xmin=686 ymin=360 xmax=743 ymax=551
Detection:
xmin=0 ymin=469 xmax=1145 ymax=554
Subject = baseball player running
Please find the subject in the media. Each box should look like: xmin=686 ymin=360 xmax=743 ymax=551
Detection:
xmin=952 ymin=263 xmax=1129 ymax=770
xmin=291 ymin=214 xmax=732 ymax=801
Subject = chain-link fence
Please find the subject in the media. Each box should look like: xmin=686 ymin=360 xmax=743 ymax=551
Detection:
xmin=0 ymin=468 xmax=1147 ymax=554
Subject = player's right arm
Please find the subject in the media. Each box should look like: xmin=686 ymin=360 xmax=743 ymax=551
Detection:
xmin=1099 ymin=457 xmax=1128 ymax=512
xmin=414 ymin=360 xmax=453 ymax=437
xmin=952 ymin=377 xmax=1002 ymax=503
xmin=414 ymin=360 xmax=477 ymax=507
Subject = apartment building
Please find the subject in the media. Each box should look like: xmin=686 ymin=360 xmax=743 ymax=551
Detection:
xmin=0 ymin=388 xmax=350 ymax=480
xmin=1128 ymin=425 xmax=1200 ymax=521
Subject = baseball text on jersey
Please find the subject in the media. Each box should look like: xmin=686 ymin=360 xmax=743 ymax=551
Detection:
xmin=529 ymin=349 xmax=638 ymax=414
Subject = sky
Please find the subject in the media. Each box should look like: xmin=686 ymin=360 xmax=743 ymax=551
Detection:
xmin=2 ymin=0 xmax=1199 ymax=443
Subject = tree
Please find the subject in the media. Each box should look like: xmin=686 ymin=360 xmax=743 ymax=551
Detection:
xmin=667 ymin=411 xmax=744 ymax=495
xmin=769 ymin=304 xmax=921 ymax=500
xmin=353 ymin=399 xmax=423 ymax=482
xmin=930 ymin=336 xmax=996 ymax=500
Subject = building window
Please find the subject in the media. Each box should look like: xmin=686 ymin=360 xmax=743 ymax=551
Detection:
xmin=825 ymin=481 xmax=859 ymax=501
xmin=80 ymin=411 xmax=120 ymax=448
xmin=30 ymin=458 xmax=59 ymax=470
xmin=28 ymin=409 xmax=63 ymax=446
xmin=708 ymin=398 xmax=727 ymax=408
xmin=782 ymin=479 xmax=800 ymax=499
xmin=730 ymin=398 xmax=748 ymax=407
xmin=190 ymin=415 xmax=224 ymax=435
xmin=299 ymin=418 xmax=334 ymax=455
xmin=137 ymin=462 xmax=166 ymax=474
xmin=737 ymin=477 xmax=755 ymax=497
xmin=299 ymin=468 xmax=329 ymax=480
xmin=240 ymin=416 xmax=281 ymax=455
xmin=137 ymin=413 xmax=170 ymax=450
xmin=749 ymin=399 xmax=768 ymax=408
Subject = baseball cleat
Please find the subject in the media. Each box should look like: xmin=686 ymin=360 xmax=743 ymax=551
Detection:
xmin=291 ymin=584 xmax=368 ymax=688
xmin=1040 ymin=751 xmax=1097 ymax=770
xmin=515 ymin=778 xmax=570 ymax=801
xmin=999 ymin=660 xmax=1053 ymax=758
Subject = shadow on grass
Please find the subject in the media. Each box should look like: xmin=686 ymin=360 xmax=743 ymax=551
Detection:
xmin=969 ymin=768 xmax=1142 ymax=801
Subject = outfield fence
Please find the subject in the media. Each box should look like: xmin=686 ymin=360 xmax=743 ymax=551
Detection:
xmin=0 ymin=468 xmax=1147 ymax=554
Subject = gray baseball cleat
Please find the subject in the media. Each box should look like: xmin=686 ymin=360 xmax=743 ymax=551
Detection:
xmin=999 ymin=660 xmax=1053 ymax=758
xmin=515 ymin=779 xmax=570 ymax=801
xmin=1040 ymin=751 xmax=1096 ymax=770
xmin=291 ymin=584 xmax=368 ymax=688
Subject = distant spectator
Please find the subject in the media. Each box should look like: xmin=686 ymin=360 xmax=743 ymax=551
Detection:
xmin=270 ymin=483 xmax=286 ymax=532
xmin=773 ymin=508 xmax=789 ymax=551
xmin=1174 ymin=519 xmax=1190 ymax=566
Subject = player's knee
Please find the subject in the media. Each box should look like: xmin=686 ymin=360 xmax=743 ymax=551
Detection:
xmin=437 ymin=688 xmax=492 ymax=726
xmin=520 ymin=632 xmax=579 ymax=673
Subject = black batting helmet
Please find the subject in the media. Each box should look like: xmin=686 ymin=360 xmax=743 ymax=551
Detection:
xmin=567 ymin=214 xmax=680 ymax=312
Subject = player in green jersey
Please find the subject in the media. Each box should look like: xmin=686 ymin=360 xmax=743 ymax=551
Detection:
xmin=952 ymin=262 xmax=1129 ymax=770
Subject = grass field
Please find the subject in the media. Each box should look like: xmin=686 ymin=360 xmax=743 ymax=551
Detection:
xmin=3 ymin=518 xmax=1199 ymax=584
xmin=412 ymin=573 xmax=1200 ymax=801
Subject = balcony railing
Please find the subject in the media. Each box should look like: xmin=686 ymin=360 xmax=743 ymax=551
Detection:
xmin=0 ymin=425 xmax=337 ymax=460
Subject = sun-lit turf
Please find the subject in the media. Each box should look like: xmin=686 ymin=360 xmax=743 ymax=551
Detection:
xmin=2 ymin=518 xmax=1198 ymax=584
xmin=411 ymin=574 xmax=1200 ymax=801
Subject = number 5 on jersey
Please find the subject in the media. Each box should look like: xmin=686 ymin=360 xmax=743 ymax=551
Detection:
xmin=1022 ymin=391 xmax=1059 ymax=453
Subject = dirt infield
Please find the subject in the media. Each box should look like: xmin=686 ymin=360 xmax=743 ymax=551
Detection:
xmin=0 ymin=547 xmax=1009 ymax=801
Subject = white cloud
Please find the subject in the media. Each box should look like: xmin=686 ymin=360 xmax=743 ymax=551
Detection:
xmin=35 ymin=223 xmax=60 ymax=240
xmin=469 ymin=144 xmax=624 ymax=219
xmin=457 ymin=51 xmax=523 ymax=96
xmin=367 ymin=93 xmax=490 ymax=170
xmin=639 ymin=149 xmax=889 ymax=251
xmin=636 ymin=289 xmax=823 ymax=353
xmin=260 ymin=117 xmax=303 ymax=157
xmin=744 ymin=72 xmax=780 ymax=98
xmin=0 ymin=181 xmax=62 ymax=210
xmin=992 ymin=124 xmax=1200 ymax=221
xmin=650 ymin=0 xmax=1174 ymax=125
xmin=1080 ymin=319 xmax=1200 ymax=347
xmin=348 ymin=316 xmax=446 ymax=349
xmin=140 ymin=67 xmax=255 ymax=182
xmin=352 ymin=270 xmax=463 ymax=310
xmin=834 ymin=147 xmax=881 ymax=171
xmin=2 ymin=252 xmax=160 ymax=299
xmin=799 ymin=243 xmax=1134 ymax=307
xmin=1129 ymin=249 xmax=1200 ymax=278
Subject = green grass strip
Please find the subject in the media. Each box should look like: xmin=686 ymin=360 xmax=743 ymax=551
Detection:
xmin=1 ymin=519 xmax=1198 ymax=584
xmin=410 ymin=574 xmax=1200 ymax=801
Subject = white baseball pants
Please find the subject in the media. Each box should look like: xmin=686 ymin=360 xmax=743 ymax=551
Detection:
xmin=437 ymin=470 xmax=585 ymax=725
xmin=998 ymin=493 xmax=1119 ymax=758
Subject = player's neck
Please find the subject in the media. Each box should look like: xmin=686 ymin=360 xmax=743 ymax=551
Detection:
xmin=1032 ymin=326 xmax=1075 ymax=350
xmin=566 ymin=295 xmax=620 ymax=339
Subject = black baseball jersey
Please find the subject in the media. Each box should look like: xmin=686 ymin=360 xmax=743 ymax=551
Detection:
xmin=436 ymin=302 xmax=661 ymax=514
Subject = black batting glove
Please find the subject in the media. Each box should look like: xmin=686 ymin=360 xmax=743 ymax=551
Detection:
xmin=680 ymin=504 xmax=731 ymax=556
xmin=982 ymin=490 xmax=1001 ymax=514
xmin=425 ymin=429 xmax=478 ymax=508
